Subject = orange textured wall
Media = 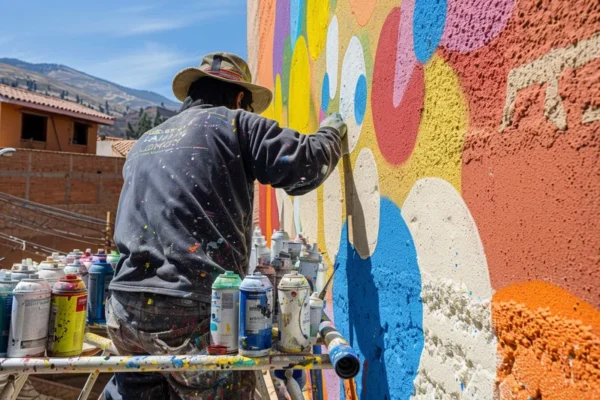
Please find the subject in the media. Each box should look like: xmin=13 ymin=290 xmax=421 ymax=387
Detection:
xmin=0 ymin=103 xmax=99 ymax=154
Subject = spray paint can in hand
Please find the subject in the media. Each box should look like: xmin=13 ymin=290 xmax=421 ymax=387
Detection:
xmin=47 ymin=275 xmax=87 ymax=357
xmin=8 ymin=275 xmax=52 ymax=357
xmin=278 ymin=271 xmax=311 ymax=353
xmin=87 ymin=261 xmax=113 ymax=324
xmin=309 ymin=293 xmax=324 ymax=345
xmin=38 ymin=257 xmax=66 ymax=288
xmin=210 ymin=271 xmax=242 ymax=354
xmin=64 ymin=259 xmax=89 ymax=288
xmin=0 ymin=271 xmax=16 ymax=357
xmin=239 ymin=273 xmax=273 ymax=357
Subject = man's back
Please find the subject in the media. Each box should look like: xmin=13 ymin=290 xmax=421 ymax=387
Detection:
xmin=111 ymin=103 xmax=342 ymax=302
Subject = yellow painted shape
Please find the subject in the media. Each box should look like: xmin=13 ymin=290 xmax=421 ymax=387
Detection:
xmin=383 ymin=54 xmax=467 ymax=204
xmin=226 ymin=322 xmax=231 ymax=333
xmin=306 ymin=0 xmax=329 ymax=61
xmin=288 ymin=36 xmax=312 ymax=133
xmin=274 ymin=74 xmax=284 ymax=126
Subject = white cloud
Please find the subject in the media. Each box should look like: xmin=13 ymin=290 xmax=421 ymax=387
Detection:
xmin=81 ymin=43 xmax=197 ymax=89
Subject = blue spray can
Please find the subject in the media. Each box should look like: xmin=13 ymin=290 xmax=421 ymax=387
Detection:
xmin=239 ymin=273 xmax=273 ymax=357
xmin=87 ymin=261 xmax=113 ymax=324
xmin=0 ymin=271 xmax=16 ymax=356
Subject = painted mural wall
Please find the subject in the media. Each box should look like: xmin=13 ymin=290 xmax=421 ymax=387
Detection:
xmin=247 ymin=0 xmax=600 ymax=398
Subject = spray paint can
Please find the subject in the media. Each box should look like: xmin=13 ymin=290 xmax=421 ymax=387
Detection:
xmin=11 ymin=262 xmax=37 ymax=282
xmin=47 ymin=275 xmax=87 ymax=357
xmin=38 ymin=257 xmax=66 ymax=287
xmin=0 ymin=271 xmax=16 ymax=357
xmin=278 ymin=271 xmax=311 ymax=353
xmin=87 ymin=261 xmax=113 ymax=324
xmin=309 ymin=293 xmax=324 ymax=345
xmin=81 ymin=249 xmax=93 ymax=271
xmin=106 ymin=251 xmax=120 ymax=271
xmin=298 ymin=244 xmax=320 ymax=292
xmin=64 ymin=259 xmax=89 ymax=288
xmin=92 ymin=249 xmax=107 ymax=263
xmin=287 ymin=237 xmax=304 ymax=264
xmin=210 ymin=271 xmax=242 ymax=354
xmin=272 ymin=256 xmax=293 ymax=325
xmin=315 ymin=256 xmax=328 ymax=295
xmin=8 ymin=275 xmax=51 ymax=357
xmin=271 ymin=229 xmax=290 ymax=261
xmin=239 ymin=273 xmax=273 ymax=357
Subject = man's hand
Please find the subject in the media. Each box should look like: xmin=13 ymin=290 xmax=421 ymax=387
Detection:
xmin=320 ymin=113 xmax=347 ymax=138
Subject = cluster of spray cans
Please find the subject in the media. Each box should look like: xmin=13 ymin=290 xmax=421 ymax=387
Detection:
xmin=0 ymin=248 xmax=120 ymax=358
xmin=211 ymin=227 xmax=328 ymax=356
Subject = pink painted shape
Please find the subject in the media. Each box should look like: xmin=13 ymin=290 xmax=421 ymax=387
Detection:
xmin=442 ymin=0 xmax=515 ymax=52
xmin=319 ymin=109 xmax=326 ymax=124
xmin=393 ymin=0 xmax=418 ymax=108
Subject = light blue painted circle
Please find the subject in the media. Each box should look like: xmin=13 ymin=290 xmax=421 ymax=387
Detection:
xmin=413 ymin=0 xmax=447 ymax=63
xmin=322 ymin=73 xmax=331 ymax=112
xmin=354 ymin=75 xmax=367 ymax=125
xmin=333 ymin=198 xmax=423 ymax=399
xmin=290 ymin=0 xmax=303 ymax=49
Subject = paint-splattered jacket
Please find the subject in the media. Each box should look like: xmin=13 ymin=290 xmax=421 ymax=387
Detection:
xmin=110 ymin=102 xmax=342 ymax=302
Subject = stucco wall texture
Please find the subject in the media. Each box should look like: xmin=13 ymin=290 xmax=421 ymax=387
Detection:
xmin=247 ymin=0 xmax=600 ymax=398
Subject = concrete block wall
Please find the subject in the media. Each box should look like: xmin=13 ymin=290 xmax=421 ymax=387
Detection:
xmin=0 ymin=149 xmax=124 ymax=266
xmin=248 ymin=0 xmax=600 ymax=398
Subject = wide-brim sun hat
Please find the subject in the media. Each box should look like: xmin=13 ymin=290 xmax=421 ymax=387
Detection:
xmin=172 ymin=52 xmax=273 ymax=114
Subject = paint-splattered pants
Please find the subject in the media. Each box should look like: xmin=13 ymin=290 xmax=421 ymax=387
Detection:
xmin=103 ymin=291 xmax=256 ymax=399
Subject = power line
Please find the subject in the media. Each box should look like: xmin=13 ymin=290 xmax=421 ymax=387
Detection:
xmin=0 ymin=232 xmax=63 ymax=255
xmin=0 ymin=217 xmax=105 ymax=247
xmin=0 ymin=213 xmax=105 ymax=244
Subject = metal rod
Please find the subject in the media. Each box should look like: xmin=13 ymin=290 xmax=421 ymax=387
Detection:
xmin=78 ymin=350 xmax=109 ymax=400
xmin=0 ymin=354 xmax=333 ymax=375
xmin=319 ymin=313 xmax=360 ymax=380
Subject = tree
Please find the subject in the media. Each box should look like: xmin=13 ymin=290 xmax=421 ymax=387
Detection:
xmin=153 ymin=110 xmax=162 ymax=127
xmin=105 ymin=100 xmax=110 ymax=115
xmin=137 ymin=112 xmax=152 ymax=136
xmin=126 ymin=122 xmax=136 ymax=139
xmin=161 ymin=102 xmax=165 ymax=108
xmin=76 ymin=94 xmax=80 ymax=104
xmin=126 ymin=105 xmax=130 ymax=113
xmin=99 ymin=105 xmax=105 ymax=113
xmin=138 ymin=107 xmax=144 ymax=117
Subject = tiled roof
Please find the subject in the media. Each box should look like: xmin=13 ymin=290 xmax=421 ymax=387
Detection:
xmin=112 ymin=140 xmax=136 ymax=157
xmin=0 ymin=84 xmax=114 ymax=124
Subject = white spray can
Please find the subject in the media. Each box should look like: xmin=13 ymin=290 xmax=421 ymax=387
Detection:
xmin=315 ymin=256 xmax=328 ymax=295
xmin=298 ymin=244 xmax=320 ymax=292
xmin=11 ymin=262 xmax=37 ymax=282
xmin=309 ymin=293 xmax=324 ymax=345
xmin=278 ymin=271 xmax=311 ymax=353
xmin=8 ymin=274 xmax=52 ymax=357
xmin=64 ymin=259 xmax=89 ymax=288
xmin=271 ymin=229 xmax=290 ymax=261
xmin=210 ymin=271 xmax=242 ymax=354
xmin=38 ymin=257 xmax=66 ymax=287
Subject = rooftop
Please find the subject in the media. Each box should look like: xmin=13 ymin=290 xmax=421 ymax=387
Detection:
xmin=111 ymin=140 xmax=136 ymax=157
xmin=0 ymin=84 xmax=114 ymax=125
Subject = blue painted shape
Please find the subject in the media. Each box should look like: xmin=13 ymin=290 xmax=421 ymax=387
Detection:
xmin=171 ymin=356 xmax=184 ymax=368
xmin=413 ymin=0 xmax=447 ymax=63
xmin=321 ymin=73 xmax=330 ymax=112
xmin=333 ymin=198 xmax=423 ymax=400
xmin=354 ymin=75 xmax=367 ymax=125
xmin=290 ymin=0 xmax=304 ymax=49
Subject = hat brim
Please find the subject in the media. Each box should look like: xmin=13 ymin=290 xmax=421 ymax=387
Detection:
xmin=172 ymin=68 xmax=273 ymax=115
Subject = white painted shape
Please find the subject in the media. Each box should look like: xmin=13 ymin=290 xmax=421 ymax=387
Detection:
xmin=402 ymin=178 xmax=496 ymax=399
xmin=339 ymin=36 xmax=366 ymax=154
xmin=296 ymin=189 xmax=319 ymax=244
xmin=323 ymin=166 xmax=343 ymax=260
xmin=326 ymin=16 xmax=339 ymax=100
xmin=350 ymin=149 xmax=380 ymax=259
xmin=276 ymin=189 xmax=295 ymax=237
xmin=293 ymin=197 xmax=302 ymax=234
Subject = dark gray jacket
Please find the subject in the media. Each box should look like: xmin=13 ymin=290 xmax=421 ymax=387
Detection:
xmin=110 ymin=102 xmax=342 ymax=302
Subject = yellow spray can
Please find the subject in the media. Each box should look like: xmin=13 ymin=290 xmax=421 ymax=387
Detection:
xmin=47 ymin=274 xmax=87 ymax=357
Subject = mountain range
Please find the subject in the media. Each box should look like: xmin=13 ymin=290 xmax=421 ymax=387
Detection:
xmin=0 ymin=58 xmax=180 ymax=137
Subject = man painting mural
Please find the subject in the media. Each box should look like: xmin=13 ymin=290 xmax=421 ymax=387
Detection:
xmin=104 ymin=53 xmax=347 ymax=399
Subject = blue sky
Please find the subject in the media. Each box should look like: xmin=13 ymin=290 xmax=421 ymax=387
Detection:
xmin=0 ymin=0 xmax=247 ymax=100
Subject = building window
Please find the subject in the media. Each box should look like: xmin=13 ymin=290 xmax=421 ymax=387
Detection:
xmin=73 ymin=122 xmax=89 ymax=145
xmin=21 ymin=113 xmax=47 ymax=142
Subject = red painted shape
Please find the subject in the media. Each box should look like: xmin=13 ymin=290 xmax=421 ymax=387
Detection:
xmin=372 ymin=8 xmax=424 ymax=165
xmin=454 ymin=0 xmax=600 ymax=307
